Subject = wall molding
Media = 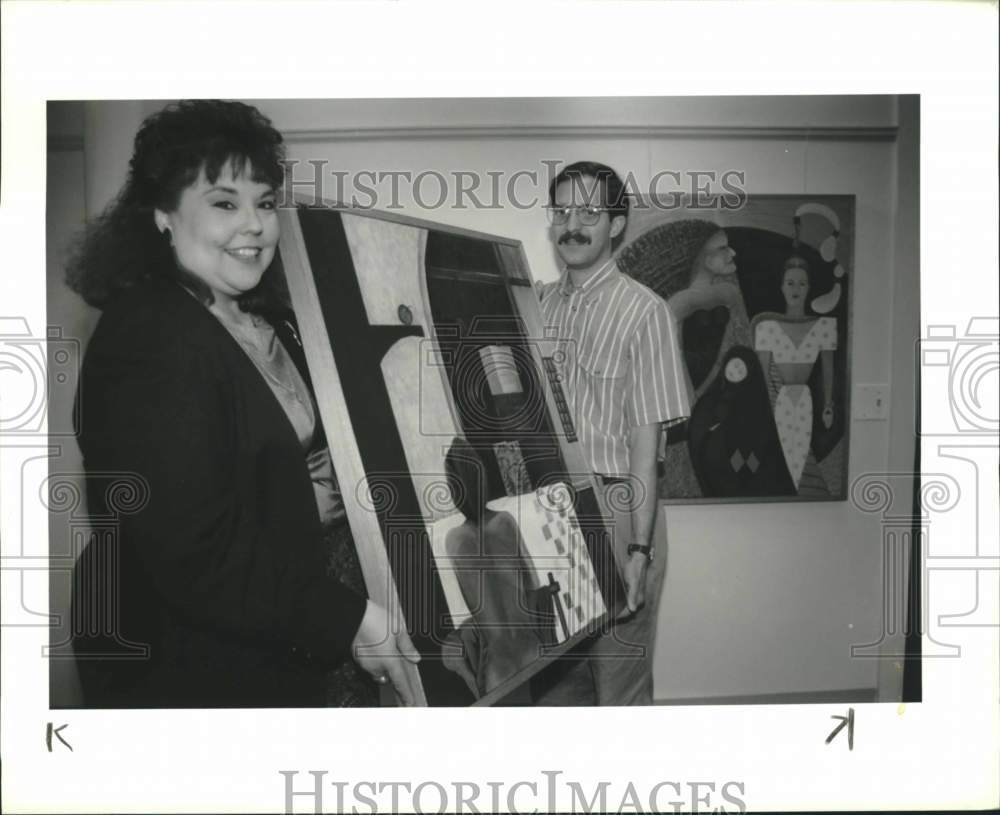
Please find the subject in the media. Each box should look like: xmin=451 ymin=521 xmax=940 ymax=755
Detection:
xmin=283 ymin=124 xmax=899 ymax=144
xmin=50 ymin=125 xmax=898 ymax=153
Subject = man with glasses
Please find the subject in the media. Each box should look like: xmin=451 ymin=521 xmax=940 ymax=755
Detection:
xmin=532 ymin=161 xmax=689 ymax=705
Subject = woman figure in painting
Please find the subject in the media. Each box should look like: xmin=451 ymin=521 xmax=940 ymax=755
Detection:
xmin=441 ymin=437 xmax=545 ymax=702
xmin=752 ymin=255 xmax=837 ymax=496
xmin=687 ymin=346 xmax=795 ymax=497
xmin=617 ymin=219 xmax=753 ymax=498
xmin=67 ymin=100 xmax=419 ymax=707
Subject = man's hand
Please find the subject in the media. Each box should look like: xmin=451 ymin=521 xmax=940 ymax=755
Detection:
xmin=618 ymin=551 xmax=650 ymax=618
xmin=351 ymin=600 xmax=422 ymax=706
xmin=618 ymin=421 xmax=660 ymax=619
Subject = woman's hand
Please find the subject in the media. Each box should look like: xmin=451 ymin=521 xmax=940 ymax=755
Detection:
xmin=351 ymin=600 xmax=422 ymax=706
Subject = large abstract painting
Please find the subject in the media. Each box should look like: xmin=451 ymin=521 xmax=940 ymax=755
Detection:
xmin=617 ymin=195 xmax=854 ymax=503
xmin=276 ymin=200 xmax=624 ymax=705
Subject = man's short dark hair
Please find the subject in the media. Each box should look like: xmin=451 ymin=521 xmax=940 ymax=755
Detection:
xmin=548 ymin=161 xmax=630 ymax=219
xmin=548 ymin=161 xmax=630 ymax=250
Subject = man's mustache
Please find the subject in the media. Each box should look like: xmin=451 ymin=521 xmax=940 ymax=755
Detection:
xmin=559 ymin=231 xmax=591 ymax=246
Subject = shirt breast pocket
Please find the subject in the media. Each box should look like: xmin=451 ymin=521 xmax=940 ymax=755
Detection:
xmin=576 ymin=338 xmax=628 ymax=388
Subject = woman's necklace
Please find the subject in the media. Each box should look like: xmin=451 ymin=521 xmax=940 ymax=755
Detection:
xmin=211 ymin=306 xmax=306 ymax=404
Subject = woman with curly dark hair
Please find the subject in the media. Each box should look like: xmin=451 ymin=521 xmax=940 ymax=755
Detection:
xmin=68 ymin=99 xmax=419 ymax=707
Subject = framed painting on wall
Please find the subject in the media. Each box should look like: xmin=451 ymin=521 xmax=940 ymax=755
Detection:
xmin=616 ymin=195 xmax=854 ymax=503
xmin=274 ymin=197 xmax=625 ymax=706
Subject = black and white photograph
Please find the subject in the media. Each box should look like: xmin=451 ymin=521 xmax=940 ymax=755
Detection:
xmin=42 ymin=95 xmax=906 ymax=712
xmin=2 ymin=1 xmax=998 ymax=813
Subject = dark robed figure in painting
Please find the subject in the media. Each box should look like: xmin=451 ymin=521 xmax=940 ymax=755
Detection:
xmin=618 ymin=219 xmax=775 ymax=498
xmin=687 ymin=346 xmax=794 ymax=497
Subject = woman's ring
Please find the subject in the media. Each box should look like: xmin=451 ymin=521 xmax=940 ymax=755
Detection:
xmin=373 ymin=672 xmax=389 ymax=685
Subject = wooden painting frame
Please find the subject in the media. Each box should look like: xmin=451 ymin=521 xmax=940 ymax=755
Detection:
xmin=276 ymin=194 xmax=624 ymax=706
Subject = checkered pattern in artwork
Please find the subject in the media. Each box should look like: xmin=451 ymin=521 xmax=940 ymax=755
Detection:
xmin=514 ymin=483 xmax=606 ymax=643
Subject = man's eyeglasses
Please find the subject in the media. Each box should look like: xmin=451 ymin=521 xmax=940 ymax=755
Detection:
xmin=545 ymin=205 xmax=609 ymax=227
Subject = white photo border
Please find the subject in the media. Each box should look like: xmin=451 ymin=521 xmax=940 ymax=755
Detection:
xmin=2 ymin=1 xmax=998 ymax=813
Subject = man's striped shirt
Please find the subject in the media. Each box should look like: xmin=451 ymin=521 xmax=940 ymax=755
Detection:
xmin=539 ymin=258 xmax=690 ymax=477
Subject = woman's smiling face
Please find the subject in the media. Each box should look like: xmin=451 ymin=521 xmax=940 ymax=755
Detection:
xmin=155 ymin=159 xmax=279 ymax=303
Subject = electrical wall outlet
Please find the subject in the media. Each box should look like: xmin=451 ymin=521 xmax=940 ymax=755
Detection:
xmin=853 ymin=383 xmax=890 ymax=420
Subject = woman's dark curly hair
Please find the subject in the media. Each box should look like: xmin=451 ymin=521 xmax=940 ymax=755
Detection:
xmin=66 ymin=100 xmax=288 ymax=312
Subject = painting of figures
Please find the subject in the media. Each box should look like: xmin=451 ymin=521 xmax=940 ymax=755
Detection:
xmin=617 ymin=196 xmax=853 ymax=502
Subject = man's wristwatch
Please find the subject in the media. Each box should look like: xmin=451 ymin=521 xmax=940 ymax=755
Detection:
xmin=627 ymin=543 xmax=653 ymax=562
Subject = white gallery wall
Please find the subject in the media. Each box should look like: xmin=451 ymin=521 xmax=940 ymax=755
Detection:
xmin=47 ymin=96 xmax=918 ymax=705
